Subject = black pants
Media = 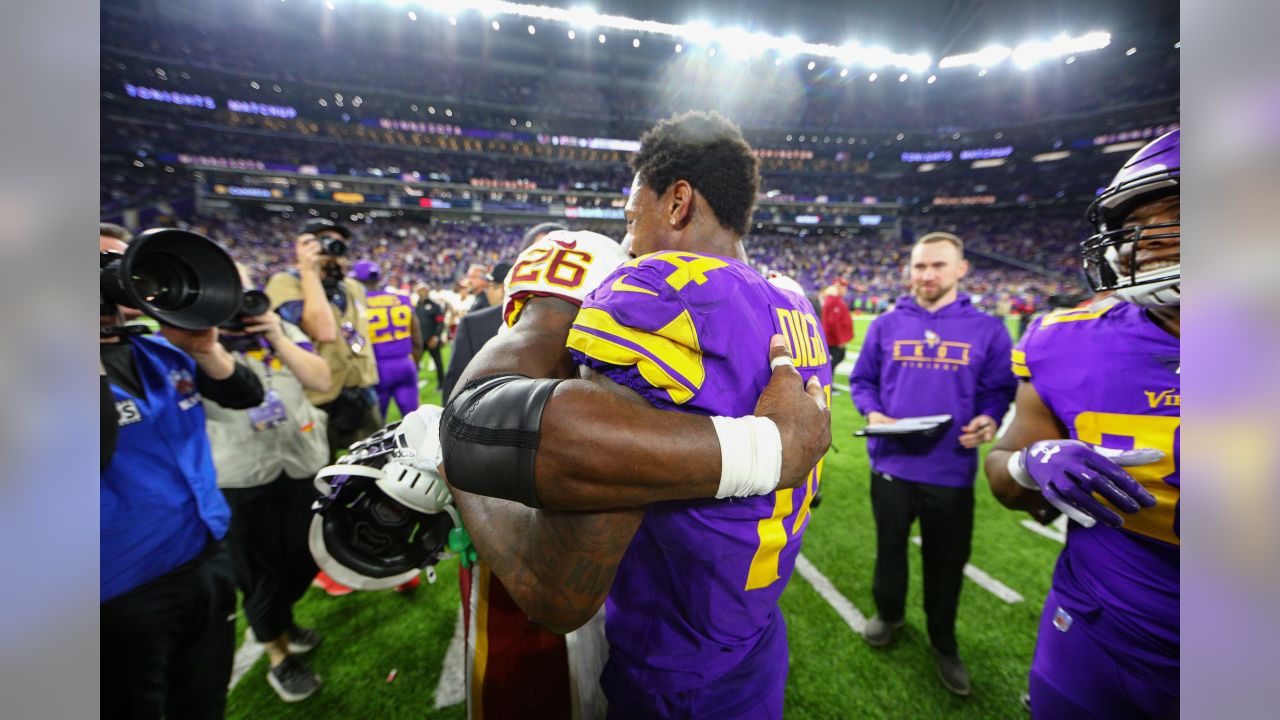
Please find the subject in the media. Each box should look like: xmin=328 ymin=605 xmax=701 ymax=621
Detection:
xmin=101 ymin=542 xmax=236 ymax=720
xmin=424 ymin=343 xmax=445 ymax=391
xmin=223 ymin=474 xmax=320 ymax=642
xmin=869 ymin=470 xmax=974 ymax=656
xmin=830 ymin=344 xmax=847 ymax=371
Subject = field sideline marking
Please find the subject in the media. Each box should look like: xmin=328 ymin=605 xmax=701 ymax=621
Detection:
xmin=794 ymin=553 xmax=868 ymax=634
xmin=910 ymin=536 xmax=1024 ymax=604
xmin=433 ymin=607 xmax=466 ymax=709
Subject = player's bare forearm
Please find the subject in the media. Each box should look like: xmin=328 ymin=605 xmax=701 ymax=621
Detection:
xmin=450 ymin=484 xmax=643 ymax=633
xmin=534 ymin=382 xmax=722 ymax=509
xmin=985 ymin=447 xmax=1052 ymax=513
xmin=536 ymin=335 xmax=829 ymax=509
xmin=410 ymin=314 xmax=424 ymax=366
xmin=986 ymin=382 xmax=1066 ymax=515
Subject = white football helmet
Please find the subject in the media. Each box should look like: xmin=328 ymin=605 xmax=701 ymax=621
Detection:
xmin=309 ymin=405 xmax=461 ymax=591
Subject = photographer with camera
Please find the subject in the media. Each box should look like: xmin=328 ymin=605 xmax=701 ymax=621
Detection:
xmin=100 ymin=230 xmax=265 ymax=720
xmin=264 ymin=219 xmax=380 ymax=460
xmin=205 ymin=263 xmax=331 ymax=703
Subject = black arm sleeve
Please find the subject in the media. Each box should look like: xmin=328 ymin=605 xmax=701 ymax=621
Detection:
xmin=440 ymin=373 xmax=565 ymax=509
xmin=101 ymin=375 xmax=118 ymax=471
xmin=196 ymin=361 xmax=265 ymax=409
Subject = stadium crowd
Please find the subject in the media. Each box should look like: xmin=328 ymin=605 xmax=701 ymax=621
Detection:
xmin=162 ymin=212 xmax=1078 ymax=323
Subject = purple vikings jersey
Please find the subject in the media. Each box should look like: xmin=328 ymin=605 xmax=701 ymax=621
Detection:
xmin=567 ymin=251 xmax=834 ymax=705
xmin=364 ymin=289 xmax=415 ymax=362
xmin=1014 ymin=299 xmax=1179 ymax=692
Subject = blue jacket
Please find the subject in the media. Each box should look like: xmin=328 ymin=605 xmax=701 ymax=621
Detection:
xmin=100 ymin=336 xmax=230 ymax=602
xmin=849 ymin=295 xmax=1016 ymax=487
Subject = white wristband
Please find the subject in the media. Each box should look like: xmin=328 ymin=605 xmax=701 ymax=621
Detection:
xmin=711 ymin=416 xmax=784 ymax=499
xmin=1007 ymin=451 xmax=1039 ymax=490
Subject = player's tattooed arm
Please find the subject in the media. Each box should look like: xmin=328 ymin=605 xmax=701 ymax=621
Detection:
xmin=449 ymin=485 xmax=643 ymax=633
xmin=985 ymin=382 xmax=1064 ymax=517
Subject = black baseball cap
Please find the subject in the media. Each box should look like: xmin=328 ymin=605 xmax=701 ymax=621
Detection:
xmin=302 ymin=218 xmax=353 ymax=239
xmin=486 ymin=262 xmax=513 ymax=284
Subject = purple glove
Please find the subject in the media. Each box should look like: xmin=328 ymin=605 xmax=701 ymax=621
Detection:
xmin=1010 ymin=440 xmax=1161 ymax=529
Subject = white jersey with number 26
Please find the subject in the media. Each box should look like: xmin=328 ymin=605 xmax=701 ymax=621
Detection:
xmin=502 ymin=230 xmax=629 ymax=328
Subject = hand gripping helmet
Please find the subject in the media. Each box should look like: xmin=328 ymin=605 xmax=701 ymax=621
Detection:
xmin=1083 ymin=128 xmax=1180 ymax=307
xmin=309 ymin=405 xmax=460 ymax=590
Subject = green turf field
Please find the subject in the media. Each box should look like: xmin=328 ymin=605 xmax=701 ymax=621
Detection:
xmin=227 ymin=320 xmax=1061 ymax=719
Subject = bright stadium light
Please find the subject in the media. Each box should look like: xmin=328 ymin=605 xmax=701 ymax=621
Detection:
xmin=632 ymin=37 xmax=640 ymax=47
xmin=927 ymin=74 xmax=937 ymax=83
xmin=943 ymin=31 xmax=1109 ymax=70
xmin=491 ymin=20 xmax=500 ymax=30
xmin=448 ymin=16 xmax=457 ymax=26
xmin=567 ymin=29 xmax=575 ymax=38
xmin=1012 ymin=31 xmax=1112 ymax=69
xmin=528 ymin=24 xmax=535 ymax=34
xmin=840 ymin=68 xmax=848 ymax=77
xmin=939 ymin=44 xmax=1011 ymax=69
xmin=598 ymin=32 xmax=606 ymax=43
xmin=868 ymin=72 xmax=877 ymax=82
xmin=407 ymin=10 xmax=417 ymax=21
xmin=898 ymin=73 xmax=908 ymax=82
xmin=674 ymin=43 xmax=682 ymax=52
xmin=775 ymin=57 xmax=783 ymax=66
xmin=807 ymin=60 xmax=816 ymax=70
xmin=415 ymin=1 xmax=932 ymax=70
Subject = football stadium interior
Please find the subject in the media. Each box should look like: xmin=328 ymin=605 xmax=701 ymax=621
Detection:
xmin=100 ymin=0 xmax=1179 ymax=716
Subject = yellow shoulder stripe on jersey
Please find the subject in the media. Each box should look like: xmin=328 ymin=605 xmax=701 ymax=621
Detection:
xmin=1040 ymin=302 xmax=1119 ymax=327
xmin=567 ymin=307 xmax=704 ymax=404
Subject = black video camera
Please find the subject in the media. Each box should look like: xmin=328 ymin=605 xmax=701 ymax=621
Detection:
xmin=100 ymin=228 xmax=244 ymax=333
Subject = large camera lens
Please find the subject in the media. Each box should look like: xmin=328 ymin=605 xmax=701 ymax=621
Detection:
xmin=131 ymin=254 xmax=200 ymax=309
xmin=321 ymin=237 xmax=348 ymax=257
xmin=100 ymin=229 xmax=243 ymax=330
xmin=239 ymin=289 xmax=271 ymax=317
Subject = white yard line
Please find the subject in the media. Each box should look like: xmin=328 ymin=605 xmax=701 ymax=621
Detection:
xmin=229 ymin=634 xmax=265 ymax=690
xmin=433 ymin=607 xmax=466 ymax=709
xmin=911 ymin=536 xmax=1024 ymax=604
xmin=1020 ymin=514 xmax=1068 ymax=544
xmin=794 ymin=553 xmax=868 ymax=634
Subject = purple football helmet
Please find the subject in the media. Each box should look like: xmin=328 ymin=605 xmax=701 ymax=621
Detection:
xmin=1083 ymin=129 xmax=1180 ymax=307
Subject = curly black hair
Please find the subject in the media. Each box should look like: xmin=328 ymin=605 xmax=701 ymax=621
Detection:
xmin=629 ymin=111 xmax=760 ymax=237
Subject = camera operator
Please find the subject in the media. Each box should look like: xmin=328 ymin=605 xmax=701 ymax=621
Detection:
xmin=264 ymin=219 xmax=380 ymax=459
xmin=100 ymin=234 xmax=265 ymax=720
xmin=205 ymin=264 xmax=331 ymax=702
